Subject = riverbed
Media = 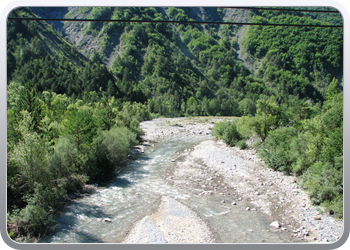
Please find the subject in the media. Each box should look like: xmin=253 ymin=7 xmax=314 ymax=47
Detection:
xmin=42 ymin=117 xmax=344 ymax=244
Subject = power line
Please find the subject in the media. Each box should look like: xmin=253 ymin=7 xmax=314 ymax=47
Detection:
xmin=7 ymin=17 xmax=343 ymax=28
xmin=224 ymin=7 xmax=340 ymax=13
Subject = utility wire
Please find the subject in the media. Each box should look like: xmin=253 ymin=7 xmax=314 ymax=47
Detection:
xmin=224 ymin=7 xmax=340 ymax=13
xmin=7 ymin=17 xmax=343 ymax=28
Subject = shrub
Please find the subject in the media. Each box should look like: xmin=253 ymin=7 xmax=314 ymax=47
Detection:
xmin=237 ymin=140 xmax=248 ymax=150
xmin=212 ymin=120 xmax=228 ymax=139
xmin=12 ymin=182 xmax=65 ymax=235
xmin=258 ymin=126 xmax=298 ymax=174
xmin=64 ymin=174 xmax=89 ymax=193
xmin=90 ymin=126 xmax=138 ymax=181
xmin=302 ymin=158 xmax=343 ymax=217
xmin=50 ymin=137 xmax=77 ymax=179
xmin=222 ymin=123 xmax=243 ymax=147
xmin=235 ymin=116 xmax=255 ymax=138
xmin=213 ymin=120 xmax=243 ymax=147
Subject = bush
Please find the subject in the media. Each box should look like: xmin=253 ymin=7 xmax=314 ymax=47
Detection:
xmin=212 ymin=120 xmax=229 ymax=139
xmin=213 ymin=120 xmax=243 ymax=147
xmin=302 ymin=158 xmax=343 ymax=217
xmin=64 ymin=174 xmax=89 ymax=193
xmin=90 ymin=126 xmax=138 ymax=181
xmin=237 ymin=140 xmax=248 ymax=150
xmin=258 ymin=126 xmax=298 ymax=174
xmin=12 ymin=182 xmax=65 ymax=235
xmin=222 ymin=123 xmax=243 ymax=147
xmin=235 ymin=116 xmax=255 ymax=138
xmin=50 ymin=137 xmax=77 ymax=179
xmin=212 ymin=120 xmax=228 ymax=139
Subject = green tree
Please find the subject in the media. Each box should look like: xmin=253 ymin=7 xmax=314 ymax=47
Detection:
xmin=250 ymin=95 xmax=281 ymax=141
xmin=9 ymin=112 xmax=51 ymax=194
xmin=239 ymin=98 xmax=256 ymax=116
xmin=62 ymin=105 xmax=96 ymax=171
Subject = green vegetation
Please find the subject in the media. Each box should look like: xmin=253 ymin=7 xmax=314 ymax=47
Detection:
xmin=7 ymin=81 xmax=149 ymax=239
xmin=210 ymin=8 xmax=343 ymax=218
xmin=7 ymin=6 xmax=343 ymax=240
xmin=214 ymin=80 xmax=343 ymax=218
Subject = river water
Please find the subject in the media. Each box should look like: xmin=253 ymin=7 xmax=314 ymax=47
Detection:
xmin=41 ymin=132 xmax=293 ymax=243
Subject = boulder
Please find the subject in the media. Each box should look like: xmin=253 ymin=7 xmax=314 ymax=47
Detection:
xmin=104 ymin=218 xmax=112 ymax=222
xmin=314 ymin=215 xmax=322 ymax=220
xmin=270 ymin=221 xmax=281 ymax=228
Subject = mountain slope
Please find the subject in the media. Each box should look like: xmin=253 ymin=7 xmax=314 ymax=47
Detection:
xmin=7 ymin=8 xmax=119 ymax=98
xmin=10 ymin=7 xmax=343 ymax=117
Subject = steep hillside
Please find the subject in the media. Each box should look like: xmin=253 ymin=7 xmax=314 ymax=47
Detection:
xmin=31 ymin=7 xmax=251 ymax=64
xmin=7 ymin=8 xmax=119 ymax=98
xmin=10 ymin=7 xmax=343 ymax=116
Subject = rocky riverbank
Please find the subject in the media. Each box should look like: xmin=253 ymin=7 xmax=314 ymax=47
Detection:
xmin=125 ymin=117 xmax=343 ymax=243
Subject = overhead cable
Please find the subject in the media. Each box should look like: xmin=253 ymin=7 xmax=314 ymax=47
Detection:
xmin=7 ymin=17 xmax=343 ymax=28
xmin=224 ymin=7 xmax=340 ymax=13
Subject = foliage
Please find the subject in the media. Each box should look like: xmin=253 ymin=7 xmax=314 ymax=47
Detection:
xmin=214 ymin=83 xmax=343 ymax=217
xmin=6 ymin=86 xmax=150 ymax=238
xmin=91 ymin=127 xmax=138 ymax=181
xmin=249 ymin=95 xmax=281 ymax=141
xmin=237 ymin=140 xmax=248 ymax=150
xmin=258 ymin=127 xmax=298 ymax=174
xmin=7 ymin=6 xmax=344 ymax=237
xmin=213 ymin=120 xmax=243 ymax=147
xmin=258 ymin=89 xmax=343 ymax=216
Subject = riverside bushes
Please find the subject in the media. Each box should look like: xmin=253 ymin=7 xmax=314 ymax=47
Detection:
xmin=213 ymin=84 xmax=343 ymax=218
xmin=213 ymin=120 xmax=244 ymax=147
xmin=258 ymin=127 xmax=298 ymax=174
xmin=91 ymin=127 xmax=138 ymax=181
xmin=7 ymin=85 xmax=150 ymax=239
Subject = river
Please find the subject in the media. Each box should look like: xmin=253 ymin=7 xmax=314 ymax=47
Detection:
xmin=40 ymin=118 xmax=343 ymax=243
xmin=42 ymin=133 xmax=212 ymax=243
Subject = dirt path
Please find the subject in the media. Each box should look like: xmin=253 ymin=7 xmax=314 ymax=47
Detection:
xmin=125 ymin=117 xmax=344 ymax=243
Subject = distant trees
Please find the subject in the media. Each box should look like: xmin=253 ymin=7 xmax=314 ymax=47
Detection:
xmin=244 ymin=11 xmax=342 ymax=95
xmin=8 ymin=7 xmax=342 ymax=119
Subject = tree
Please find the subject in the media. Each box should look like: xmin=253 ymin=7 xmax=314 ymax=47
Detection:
xmin=91 ymin=127 xmax=138 ymax=181
xmin=239 ymin=98 xmax=256 ymax=116
xmin=8 ymin=112 xmax=52 ymax=194
xmin=326 ymin=78 xmax=341 ymax=102
xmin=10 ymin=81 xmax=44 ymax=134
xmin=62 ymin=105 xmax=96 ymax=171
xmin=250 ymin=95 xmax=281 ymax=141
xmin=186 ymin=96 xmax=198 ymax=116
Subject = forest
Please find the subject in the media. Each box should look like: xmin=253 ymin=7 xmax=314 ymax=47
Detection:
xmin=6 ymin=7 xmax=343 ymax=240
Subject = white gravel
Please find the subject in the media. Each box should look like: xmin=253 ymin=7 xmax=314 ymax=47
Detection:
xmin=127 ymin=117 xmax=344 ymax=243
xmin=123 ymin=196 xmax=215 ymax=243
